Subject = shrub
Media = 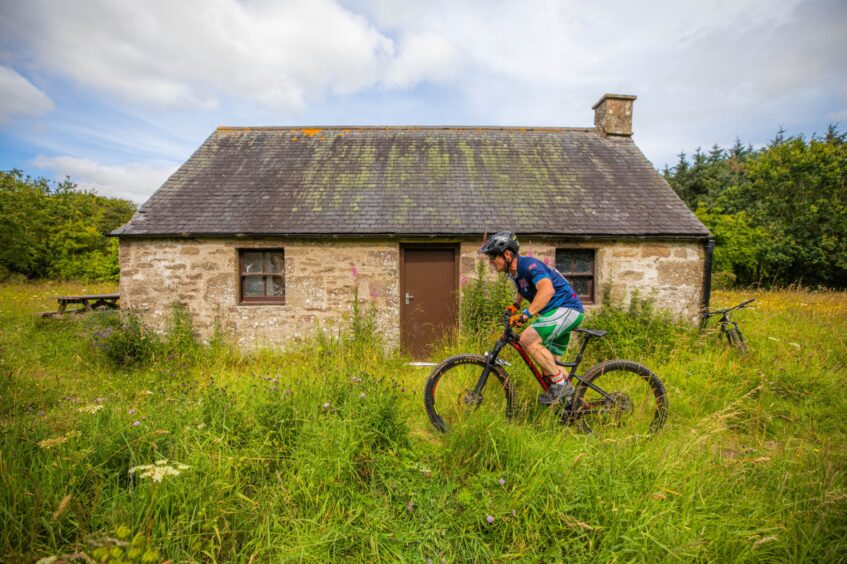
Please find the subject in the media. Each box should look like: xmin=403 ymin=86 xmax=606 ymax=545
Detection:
xmin=92 ymin=311 xmax=159 ymax=367
xmin=460 ymin=257 xmax=515 ymax=338
xmin=161 ymin=303 xmax=201 ymax=366
xmin=583 ymin=288 xmax=692 ymax=362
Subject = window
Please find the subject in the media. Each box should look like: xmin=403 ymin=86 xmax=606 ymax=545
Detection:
xmin=555 ymin=249 xmax=595 ymax=304
xmin=239 ymin=249 xmax=285 ymax=304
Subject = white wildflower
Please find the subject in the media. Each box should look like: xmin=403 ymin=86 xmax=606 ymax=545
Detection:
xmin=77 ymin=404 xmax=104 ymax=414
xmin=753 ymin=535 xmax=779 ymax=547
xmin=38 ymin=431 xmax=81 ymax=449
xmin=129 ymin=459 xmax=191 ymax=482
xmin=39 ymin=436 xmax=69 ymax=449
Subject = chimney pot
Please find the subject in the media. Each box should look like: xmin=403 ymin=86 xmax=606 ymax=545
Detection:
xmin=592 ymin=93 xmax=637 ymax=136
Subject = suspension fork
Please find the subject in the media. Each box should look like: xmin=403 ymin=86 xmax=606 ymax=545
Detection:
xmin=472 ymin=338 xmax=508 ymax=396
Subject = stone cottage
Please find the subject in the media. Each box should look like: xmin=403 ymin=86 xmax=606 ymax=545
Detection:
xmin=113 ymin=94 xmax=712 ymax=357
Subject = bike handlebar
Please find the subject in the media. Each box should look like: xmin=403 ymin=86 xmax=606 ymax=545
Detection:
xmin=702 ymin=298 xmax=756 ymax=317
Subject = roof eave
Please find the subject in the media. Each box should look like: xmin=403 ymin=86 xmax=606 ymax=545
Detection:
xmin=113 ymin=231 xmax=711 ymax=241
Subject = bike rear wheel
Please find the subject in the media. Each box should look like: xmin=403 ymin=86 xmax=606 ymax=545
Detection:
xmin=572 ymin=360 xmax=667 ymax=436
xmin=424 ymin=354 xmax=514 ymax=433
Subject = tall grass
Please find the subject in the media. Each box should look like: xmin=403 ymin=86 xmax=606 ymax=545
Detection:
xmin=0 ymin=281 xmax=845 ymax=561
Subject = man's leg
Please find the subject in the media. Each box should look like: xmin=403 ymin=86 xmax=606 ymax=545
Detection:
xmin=521 ymin=328 xmax=573 ymax=404
xmin=519 ymin=328 xmax=559 ymax=376
xmin=521 ymin=308 xmax=583 ymax=404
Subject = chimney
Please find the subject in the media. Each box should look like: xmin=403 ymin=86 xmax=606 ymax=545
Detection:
xmin=592 ymin=93 xmax=637 ymax=137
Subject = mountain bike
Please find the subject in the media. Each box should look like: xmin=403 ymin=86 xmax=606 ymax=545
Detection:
xmin=423 ymin=314 xmax=668 ymax=435
xmin=701 ymin=298 xmax=755 ymax=354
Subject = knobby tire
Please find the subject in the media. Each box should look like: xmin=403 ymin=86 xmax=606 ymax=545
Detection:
xmin=572 ymin=359 xmax=668 ymax=436
xmin=424 ymin=354 xmax=514 ymax=433
xmin=727 ymin=328 xmax=747 ymax=354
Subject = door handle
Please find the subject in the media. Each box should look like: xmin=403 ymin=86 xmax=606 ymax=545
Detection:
xmin=405 ymin=292 xmax=414 ymax=305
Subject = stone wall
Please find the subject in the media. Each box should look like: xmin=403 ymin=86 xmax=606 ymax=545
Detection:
xmin=119 ymin=238 xmax=400 ymax=348
xmin=120 ymin=237 xmax=704 ymax=350
xmin=459 ymin=239 xmax=704 ymax=322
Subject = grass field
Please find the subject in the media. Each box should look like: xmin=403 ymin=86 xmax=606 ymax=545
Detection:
xmin=1 ymin=282 xmax=845 ymax=562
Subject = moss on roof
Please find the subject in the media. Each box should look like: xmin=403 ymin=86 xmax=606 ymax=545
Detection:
xmin=115 ymin=127 xmax=708 ymax=238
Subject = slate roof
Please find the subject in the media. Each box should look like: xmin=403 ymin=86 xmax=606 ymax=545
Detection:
xmin=114 ymin=126 xmax=709 ymax=239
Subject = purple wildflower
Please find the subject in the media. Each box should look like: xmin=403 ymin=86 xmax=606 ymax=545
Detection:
xmin=360 ymin=392 xmax=366 ymax=399
xmin=498 ymin=478 xmax=506 ymax=486
xmin=486 ymin=515 xmax=494 ymax=524
xmin=323 ymin=402 xmax=330 ymax=409
xmin=132 ymin=420 xmax=140 ymax=427
xmin=129 ymin=408 xmax=136 ymax=415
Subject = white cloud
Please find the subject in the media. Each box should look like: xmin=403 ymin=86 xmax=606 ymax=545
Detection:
xmin=30 ymin=155 xmax=177 ymax=203
xmin=383 ymin=32 xmax=459 ymax=89
xmin=0 ymin=0 xmax=449 ymax=112
xmin=0 ymin=66 xmax=53 ymax=122
xmin=1 ymin=0 xmax=845 ymax=176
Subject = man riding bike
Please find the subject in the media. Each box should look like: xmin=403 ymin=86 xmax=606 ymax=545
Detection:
xmin=480 ymin=231 xmax=584 ymax=405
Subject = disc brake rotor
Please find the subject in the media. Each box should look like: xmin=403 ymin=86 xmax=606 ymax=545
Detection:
xmin=462 ymin=390 xmax=483 ymax=407
xmin=606 ymin=392 xmax=632 ymax=416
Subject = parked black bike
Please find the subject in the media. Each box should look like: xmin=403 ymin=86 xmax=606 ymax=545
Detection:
xmin=701 ymin=298 xmax=755 ymax=354
xmin=423 ymin=314 xmax=668 ymax=435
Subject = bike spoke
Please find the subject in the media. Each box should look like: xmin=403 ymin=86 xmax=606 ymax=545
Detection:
xmin=575 ymin=361 xmax=667 ymax=437
xmin=425 ymin=356 xmax=512 ymax=432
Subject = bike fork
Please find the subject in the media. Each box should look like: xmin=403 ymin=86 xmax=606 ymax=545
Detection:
xmin=473 ymin=343 xmax=506 ymax=397
xmin=472 ymin=355 xmax=498 ymax=396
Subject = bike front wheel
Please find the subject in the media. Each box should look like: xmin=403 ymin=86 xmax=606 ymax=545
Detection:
xmin=573 ymin=360 xmax=668 ymax=436
xmin=726 ymin=328 xmax=747 ymax=354
xmin=423 ymin=354 xmax=514 ymax=433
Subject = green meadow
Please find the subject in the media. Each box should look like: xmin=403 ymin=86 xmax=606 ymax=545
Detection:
xmin=1 ymin=282 xmax=845 ymax=562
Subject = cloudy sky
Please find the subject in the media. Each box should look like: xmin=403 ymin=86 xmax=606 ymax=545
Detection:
xmin=1 ymin=0 xmax=844 ymax=203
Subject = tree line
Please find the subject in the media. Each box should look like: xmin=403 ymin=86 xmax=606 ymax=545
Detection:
xmin=663 ymin=126 xmax=847 ymax=288
xmin=0 ymin=170 xmax=135 ymax=282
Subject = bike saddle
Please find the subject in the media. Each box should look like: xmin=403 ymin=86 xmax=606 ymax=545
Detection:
xmin=574 ymin=328 xmax=607 ymax=338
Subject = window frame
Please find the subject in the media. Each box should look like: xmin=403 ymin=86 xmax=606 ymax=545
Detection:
xmin=238 ymin=248 xmax=286 ymax=305
xmin=555 ymin=248 xmax=596 ymax=304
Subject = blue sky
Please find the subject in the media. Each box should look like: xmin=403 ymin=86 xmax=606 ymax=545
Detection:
xmin=1 ymin=0 xmax=845 ymax=203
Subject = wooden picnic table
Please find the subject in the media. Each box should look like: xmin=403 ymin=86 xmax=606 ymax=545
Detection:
xmin=39 ymin=293 xmax=121 ymax=317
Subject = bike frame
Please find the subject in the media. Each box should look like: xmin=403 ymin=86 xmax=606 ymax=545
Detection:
xmin=701 ymin=299 xmax=754 ymax=337
xmin=471 ymin=317 xmax=615 ymax=409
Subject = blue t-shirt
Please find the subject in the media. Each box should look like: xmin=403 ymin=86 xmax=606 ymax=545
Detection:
xmin=509 ymin=256 xmax=584 ymax=314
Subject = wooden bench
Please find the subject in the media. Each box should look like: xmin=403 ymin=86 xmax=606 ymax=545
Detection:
xmin=38 ymin=293 xmax=121 ymax=317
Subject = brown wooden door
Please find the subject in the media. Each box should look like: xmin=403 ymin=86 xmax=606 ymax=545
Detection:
xmin=401 ymin=245 xmax=459 ymax=359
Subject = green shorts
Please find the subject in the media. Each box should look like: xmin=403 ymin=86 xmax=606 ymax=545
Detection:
xmin=531 ymin=307 xmax=584 ymax=356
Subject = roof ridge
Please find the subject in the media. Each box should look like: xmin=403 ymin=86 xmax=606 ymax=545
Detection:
xmin=215 ymin=125 xmax=599 ymax=133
